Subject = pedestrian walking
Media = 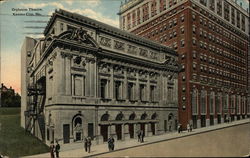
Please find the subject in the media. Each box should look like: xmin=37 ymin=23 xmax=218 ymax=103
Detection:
xmin=169 ymin=121 xmax=172 ymax=132
xmin=141 ymin=130 xmax=145 ymax=143
xmin=55 ymin=141 xmax=60 ymax=158
xmin=108 ymin=136 xmax=115 ymax=151
xmin=87 ymin=137 xmax=92 ymax=153
xmin=187 ymin=123 xmax=190 ymax=132
xmin=178 ymin=124 xmax=181 ymax=133
xmin=84 ymin=137 xmax=88 ymax=152
xmin=190 ymin=123 xmax=193 ymax=132
xmin=137 ymin=130 xmax=141 ymax=142
xmin=49 ymin=141 xmax=55 ymax=158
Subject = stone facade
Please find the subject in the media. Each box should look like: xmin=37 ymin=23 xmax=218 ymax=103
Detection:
xmin=21 ymin=9 xmax=180 ymax=145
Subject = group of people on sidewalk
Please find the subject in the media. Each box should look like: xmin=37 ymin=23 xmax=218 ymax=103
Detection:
xmin=84 ymin=135 xmax=115 ymax=153
xmin=49 ymin=125 xmax=195 ymax=157
xmin=178 ymin=123 xmax=193 ymax=133
xmin=137 ymin=130 xmax=145 ymax=143
xmin=49 ymin=141 xmax=60 ymax=158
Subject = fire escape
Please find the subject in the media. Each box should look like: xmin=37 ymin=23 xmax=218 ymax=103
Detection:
xmin=24 ymin=78 xmax=46 ymax=141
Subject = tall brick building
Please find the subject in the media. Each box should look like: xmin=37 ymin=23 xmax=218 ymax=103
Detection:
xmin=119 ymin=0 xmax=249 ymax=129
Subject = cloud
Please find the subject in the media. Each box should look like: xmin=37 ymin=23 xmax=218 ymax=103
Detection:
xmin=68 ymin=8 xmax=119 ymax=27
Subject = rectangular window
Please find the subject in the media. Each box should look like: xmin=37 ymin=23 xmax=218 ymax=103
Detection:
xmin=150 ymin=85 xmax=156 ymax=102
xmin=73 ymin=75 xmax=85 ymax=96
xmin=139 ymin=84 xmax=146 ymax=101
xmin=100 ymin=79 xmax=108 ymax=99
xmin=128 ymin=82 xmax=135 ymax=101
xmin=115 ymin=81 xmax=123 ymax=100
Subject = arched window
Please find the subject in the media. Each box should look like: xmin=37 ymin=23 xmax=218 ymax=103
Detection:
xmin=141 ymin=113 xmax=147 ymax=120
xmin=116 ymin=113 xmax=124 ymax=120
xmin=151 ymin=113 xmax=158 ymax=120
xmin=209 ymin=92 xmax=214 ymax=114
xmin=215 ymin=93 xmax=221 ymax=114
xmin=129 ymin=113 xmax=136 ymax=120
xmin=200 ymin=90 xmax=206 ymax=114
xmin=101 ymin=114 xmax=109 ymax=121
xmin=191 ymin=89 xmax=198 ymax=114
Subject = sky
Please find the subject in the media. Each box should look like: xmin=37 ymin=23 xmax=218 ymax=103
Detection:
xmin=0 ymin=0 xmax=249 ymax=95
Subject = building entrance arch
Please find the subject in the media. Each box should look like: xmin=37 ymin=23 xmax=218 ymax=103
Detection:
xmin=115 ymin=113 xmax=124 ymax=140
xmin=72 ymin=114 xmax=83 ymax=141
xmin=100 ymin=114 xmax=109 ymax=142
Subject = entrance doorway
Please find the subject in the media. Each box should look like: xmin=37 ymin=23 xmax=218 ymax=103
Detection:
xmin=217 ymin=115 xmax=221 ymax=124
xmin=129 ymin=124 xmax=134 ymax=138
xmin=140 ymin=123 xmax=145 ymax=134
xmin=116 ymin=124 xmax=122 ymax=140
xmin=164 ymin=120 xmax=167 ymax=132
xmin=100 ymin=125 xmax=108 ymax=142
xmin=63 ymin=124 xmax=70 ymax=144
xmin=201 ymin=115 xmax=206 ymax=127
xmin=76 ymin=132 xmax=81 ymax=141
xmin=151 ymin=123 xmax=155 ymax=135
xmin=210 ymin=115 xmax=214 ymax=126
xmin=192 ymin=115 xmax=197 ymax=129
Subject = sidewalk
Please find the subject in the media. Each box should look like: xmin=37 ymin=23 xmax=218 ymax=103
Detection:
xmin=23 ymin=118 xmax=250 ymax=158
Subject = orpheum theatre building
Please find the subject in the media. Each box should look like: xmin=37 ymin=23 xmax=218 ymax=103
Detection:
xmin=21 ymin=9 xmax=180 ymax=145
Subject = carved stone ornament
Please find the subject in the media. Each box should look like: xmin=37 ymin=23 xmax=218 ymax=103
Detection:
xmin=139 ymin=48 xmax=148 ymax=58
xmin=58 ymin=27 xmax=98 ymax=48
xmin=149 ymin=51 xmax=159 ymax=60
xmin=164 ymin=56 xmax=178 ymax=66
xmin=99 ymin=36 xmax=111 ymax=47
xmin=127 ymin=44 xmax=137 ymax=55
xmin=114 ymin=65 xmax=124 ymax=75
xmin=114 ymin=40 xmax=125 ymax=51
xmin=99 ymin=63 xmax=110 ymax=74
xmin=127 ymin=68 xmax=136 ymax=77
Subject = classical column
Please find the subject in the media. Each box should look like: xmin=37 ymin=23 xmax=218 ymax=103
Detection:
xmin=54 ymin=51 xmax=64 ymax=96
xmin=222 ymin=0 xmax=224 ymax=18
xmin=135 ymin=9 xmax=138 ymax=26
xmin=156 ymin=0 xmax=160 ymax=14
xmin=65 ymin=54 xmax=72 ymax=95
xmin=166 ymin=0 xmax=169 ymax=9
xmin=133 ymin=124 xmax=137 ymax=139
xmin=124 ymin=69 xmax=128 ymax=101
xmin=144 ymin=124 xmax=148 ymax=136
xmin=123 ymin=15 xmax=128 ymax=30
xmin=110 ymin=125 xmax=117 ymax=141
xmin=215 ymin=0 xmax=218 ymax=14
xmin=155 ymin=122 xmax=158 ymax=135
xmin=148 ymin=1 xmax=152 ymax=18
xmin=110 ymin=65 xmax=115 ymax=100
xmin=147 ymin=123 xmax=152 ymax=136
xmin=96 ymin=125 xmax=103 ymax=144
xmin=139 ymin=7 xmax=143 ymax=24
xmin=147 ymin=73 xmax=150 ymax=102
xmin=135 ymin=70 xmax=140 ymax=101
xmin=123 ymin=124 xmax=130 ymax=140
xmin=229 ymin=5 xmax=232 ymax=23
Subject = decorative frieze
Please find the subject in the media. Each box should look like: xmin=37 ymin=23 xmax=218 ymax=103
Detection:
xmin=127 ymin=44 xmax=138 ymax=55
xmin=99 ymin=36 xmax=112 ymax=47
xmin=114 ymin=40 xmax=125 ymax=51
xmin=139 ymin=48 xmax=148 ymax=58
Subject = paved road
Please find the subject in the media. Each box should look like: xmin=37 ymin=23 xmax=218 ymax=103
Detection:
xmin=98 ymin=122 xmax=250 ymax=157
xmin=24 ymin=119 xmax=250 ymax=157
